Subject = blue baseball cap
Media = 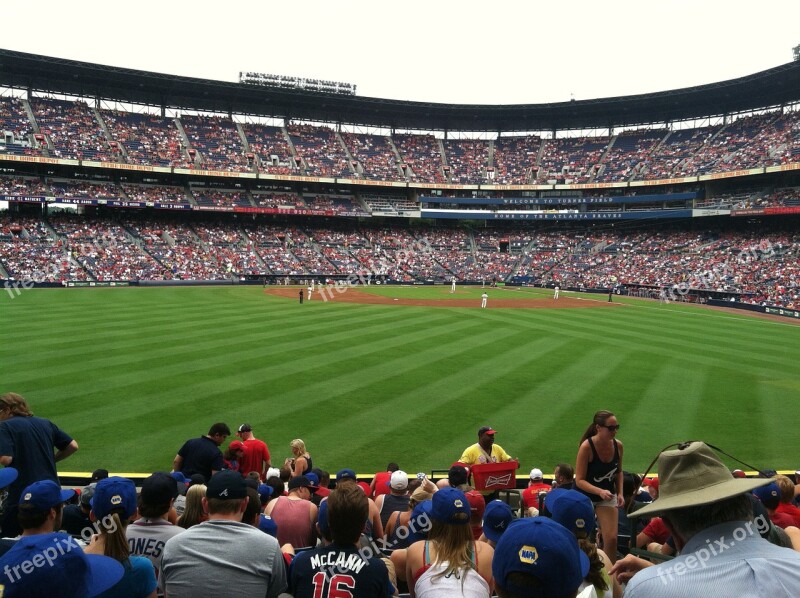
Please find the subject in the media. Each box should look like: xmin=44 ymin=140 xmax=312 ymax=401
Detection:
xmin=91 ymin=477 xmax=138 ymax=520
xmin=546 ymin=489 xmax=596 ymax=537
xmin=430 ymin=487 xmax=471 ymax=525
xmin=0 ymin=532 xmax=124 ymax=597
xmin=336 ymin=469 xmax=357 ymax=481
xmin=0 ymin=467 xmax=18 ymax=489
xmin=257 ymin=483 xmax=274 ymax=503
xmin=483 ymin=500 xmax=514 ymax=543
xmin=170 ymin=471 xmax=190 ymax=496
xmin=19 ymin=480 xmax=75 ymax=511
xmin=407 ymin=499 xmax=433 ymax=544
xmin=170 ymin=471 xmax=189 ymax=484
xmin=753 ymin=482 xmax=781 ymax=505
xmin=492 ymin=517 xmax=589 ymax=598
xmin=317 ymin=499 xmax=330 ymax=537
xmin=258 ymin=514 xmax=278 ymax=538
xmin=304 ymin=472 xmax=320 ymax=487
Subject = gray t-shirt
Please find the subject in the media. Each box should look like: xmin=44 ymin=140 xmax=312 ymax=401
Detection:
xmin=162 ymin=519 xmax=287 ymax=598
xmin=127 ymin=518 xmax=185 ymax=596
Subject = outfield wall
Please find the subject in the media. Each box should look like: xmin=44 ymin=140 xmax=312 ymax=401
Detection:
xmin=708 ymin=300 xmax=800 ymax=320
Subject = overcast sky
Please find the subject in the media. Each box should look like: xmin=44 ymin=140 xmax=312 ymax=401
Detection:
xmin=2 ymin=1 xmax=799 ymax=105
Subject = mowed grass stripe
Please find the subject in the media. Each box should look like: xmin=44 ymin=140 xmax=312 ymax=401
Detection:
xmin=58 ymin=317 xmax=499 ymax=471
xmin=530 ymin=305 xmax=796 ymax=367
xmin=613 ymin=302 xmax=798 ymax=358
xmin=624 ymin=361 xmax=710 ymax=461
xmin=483 ymin=344 xmax=635 ymax=469
xmin=478 ymin=308 xmax=798 ymax=378
xmin=306 ymin=332 xmax=576 ymax=471
xmin=16 ymin=309 xmax=471 ymax=419
xmin=1 ymin=302 xmax=447 ymax=377
xmin=753 ymin=382 xmax=800 ymax=468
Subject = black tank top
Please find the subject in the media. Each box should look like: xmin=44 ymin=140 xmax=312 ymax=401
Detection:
xmin=380 ymin=493 xmax=411 ymax=528
xmin=582 ymin=437 xmax=620 ymax=503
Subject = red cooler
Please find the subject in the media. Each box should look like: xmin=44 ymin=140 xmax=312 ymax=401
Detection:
xmin=471 ymin=461 xmax=519 ymax=491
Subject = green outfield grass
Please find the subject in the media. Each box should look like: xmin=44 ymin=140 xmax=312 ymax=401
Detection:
xmin=2 ymin=285 xmax=799 ymax=477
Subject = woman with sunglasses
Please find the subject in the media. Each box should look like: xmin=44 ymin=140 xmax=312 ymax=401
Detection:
xmin=575 ymin=410 xmax=624 ymax=563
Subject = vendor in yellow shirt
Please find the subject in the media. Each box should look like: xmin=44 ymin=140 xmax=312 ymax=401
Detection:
xmin=460 ymin=426 xmax=515 ymax=465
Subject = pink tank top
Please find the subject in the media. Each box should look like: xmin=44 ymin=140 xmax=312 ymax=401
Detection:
xmin=270 ymin=497 xmax=314 ymax=548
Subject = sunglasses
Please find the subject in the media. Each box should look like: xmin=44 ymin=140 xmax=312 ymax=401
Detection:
xmin=601 ymin=424 xmax=620 ymax=431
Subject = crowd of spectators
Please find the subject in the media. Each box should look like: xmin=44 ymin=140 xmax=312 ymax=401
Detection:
xmin=146 ymin=223 xmax=230 ymax=279
xmin=48 ymin=180 xmax=119 ymax=200
xmin=753 ymin=186 xmax=800 ymax=208
xmin=242 ymin=122 xmax=297 ymax=175
xmin=341 ymin=132 xmax=404 ymax=181
xmin=0 ymin=214 xmax=89 ymax=282
xmin=492 ymin=135 xmax=541 ymax=185
xmin=4 ymin=98 xmax=800 ymax=187
xmin=49 ymin=213 xmax=165 ymax=280
xmin=308 ymin=227 xmax=369 ymax=249
xmin=193 ymin=224 xmax=263 ymax=275
xmin=393 ymin=134 xmax=447 ymax=183
xmin=687 ymin=113 xmax=779 ymax=175
xmin=304 ymin=194 xmax=362 ymax=214
xmin=287 ymin=123 xmax=352 ymax=178
xmin=180 ymin=114 xmax=252 ymax=172
xmin=0 ymin=97 xmax=39 ymax=156
xmin=595 ymin=129 xmax=667 ymax=183
xmin=121 ymin=184 xmax=187 ymax=204
xmin=360 ymin=193 xmax=419 ymax=214
xmin=1 ymin=213 xmax=798 ymax=308
xmin=727 ymin=110 xmax=800 ymax=170
xmin=2 ymin=393 xmax=800 ymax=598
xmin=443 ymin=139 xmax=490 ymax=184
xmin=0 ymin=176 xmax=49 ymax=197
xmin=252 ymin=192 xmax=303 ymax=209
xmin=640 ymin=125 xmax=722 ymax=180
xmin=30 ymin=98 xmax=118 ymax=162
xmin=536 ymin=136 xmax=608 ymax=184
xmin=100 ymin=109 xmax=187 ymax=168
xmin=191 ymin=189 xmax=253 ymax=208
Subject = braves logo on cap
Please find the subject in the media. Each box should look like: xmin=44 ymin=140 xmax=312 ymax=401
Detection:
xmin=518 ymin=545 xmax=538 ymax=564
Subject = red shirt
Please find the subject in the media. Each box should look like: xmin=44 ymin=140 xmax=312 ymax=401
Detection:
xmin=770 ymin=510 xmax=797 ymax=529
xmin=239 ymin=438 xmax=270 ymax=480
xmin=521 ymin=483 xmax=552 ymax=509
xmin=371 ymin=472 xmax=392 ymax=498
xmin=642 ymin=517 xmax=670 ymax=544
xmin=775 ymin=502 xmax=800 ymax=528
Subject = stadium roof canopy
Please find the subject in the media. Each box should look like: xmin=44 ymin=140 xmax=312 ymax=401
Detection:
xmin=2 ymin=48 xmax=800 ymax=133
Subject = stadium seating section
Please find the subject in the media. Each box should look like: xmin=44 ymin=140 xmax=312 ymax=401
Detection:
xmin=1 ymin=97 xmax=798 ymax=183
xmin=1 ymin=207 xmax=798 ymax=308
xmin=1 ymin=97 xmax=800 ymax=309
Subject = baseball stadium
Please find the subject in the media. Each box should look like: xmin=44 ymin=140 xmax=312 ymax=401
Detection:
xmin=1 ymin=46 xmax=799 ymax=488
